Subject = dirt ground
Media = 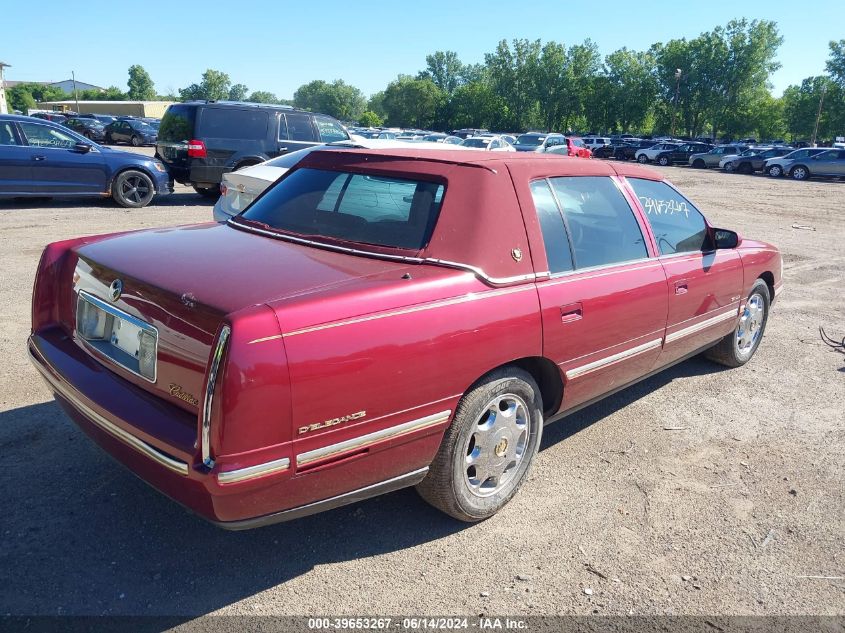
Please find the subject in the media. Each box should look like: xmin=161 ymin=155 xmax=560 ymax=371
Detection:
xmin=1 ymin=152 xmax=843 ymax=619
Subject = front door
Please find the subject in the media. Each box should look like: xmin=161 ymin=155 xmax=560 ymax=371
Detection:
xmin=528 ymin=176 xmax=669 ymax=412
xmin=626 ymin=177 xmax=744 ymax=366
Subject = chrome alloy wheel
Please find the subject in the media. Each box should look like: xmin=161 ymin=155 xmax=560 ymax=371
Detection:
xmin=463 ymin=394 xmax=530 ymax=497
xmin=736 ymin=293 xmax=765 ymax=356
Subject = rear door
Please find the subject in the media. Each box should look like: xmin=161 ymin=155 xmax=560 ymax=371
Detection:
xmin=17 ymin=120 xmax=107 ymax=194
xmin=627 ymin=178 xmax=743 ymax=366
xmin=528 ymin=176 xmax=668 ymax=412
xmin=280 ymin=112 xmax=321 ymax=155
xmin=0 ymin=120 xmax=32 ymax=193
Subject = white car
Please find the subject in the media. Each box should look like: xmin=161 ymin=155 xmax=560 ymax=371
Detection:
xmin=635 ymin=142 xmax=680 ymax=163
xmin=582 ymin=137 xmax=611 ymax=151
xmin=458 ymin=135 xmax=516 ymax=151
xmin=213 ymin=140 xmax=469 ymax=222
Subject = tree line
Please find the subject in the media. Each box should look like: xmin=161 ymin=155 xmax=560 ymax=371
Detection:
xmin=6 ymin=21 xmax=844 ymax=142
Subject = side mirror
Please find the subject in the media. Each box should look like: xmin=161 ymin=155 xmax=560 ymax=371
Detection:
xmin=73 ymin=142 xmax=93 ymax=153
xmin=713 ymin=228 xmax=740 ymax=249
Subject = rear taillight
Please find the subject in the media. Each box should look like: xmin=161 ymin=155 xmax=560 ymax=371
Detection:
xmin=187 ymin=139 xmax=207 ymax=158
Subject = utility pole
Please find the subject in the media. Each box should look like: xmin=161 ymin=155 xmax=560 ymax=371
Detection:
xmin=670 ymin=69 xmax=682 ymax=139
xmin=72 ymin=70 xmax=80 ymax=114
xmin=811 ymin=83 xmax=828 ymax=147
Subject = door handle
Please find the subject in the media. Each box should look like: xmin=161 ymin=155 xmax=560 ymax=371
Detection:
xmin=31 ymin=155 xmax=46 ymax=161
xmin=560 ymin=302 xmax=583 ymax=323
xmin=674 ymin=281 xmax=688 ymax=295
xmin=277 ymin=147 xmax=288 ymax=152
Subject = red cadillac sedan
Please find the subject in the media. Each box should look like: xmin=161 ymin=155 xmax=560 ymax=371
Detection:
xmin=29 ymin=149 xmax=782 ymax=528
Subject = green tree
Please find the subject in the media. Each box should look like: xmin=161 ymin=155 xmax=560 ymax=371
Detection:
xmin=358 ymin=110 xmax=383 ymax=127
xmin=782 ymin=76 xmax=837 ymax=140
xmin=247 ymin=90 xmax=279 ymax=104
xmin=127 ymin=65 xmax=155 ymax=100
xmin=179 ymin=69 xmax=232 ymax=101
xmin=826 ymin=39 xmax=845 ymax=85
xmin=445 ymin=80 xmax=505 ymax=130
xmin=600 ymin=48 xmax=659 ymax=133
xmin=367 ymin=91 xmax=387 ymax=119
xmin=484 ymin=39 xmax=542 ymax=131
xmin=382 ymin=76 xmax=444 ymax=128
xmin=228 ymin=83 xmax=249 ymax=101
xmin=293 ymin=79 xmax=366 ymax=120
xmin=418 ymin=51 xmax=464 ymax=93
xmin=6 ymin=82 xmax=67 ymax=112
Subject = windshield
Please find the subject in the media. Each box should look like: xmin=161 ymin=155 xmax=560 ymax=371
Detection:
xmin=461 ymin=138 xmax=489 ymax=148
xmin=516 ymin=135 xmax=544 ymax=146
xmin=239 ymin=168 xmax=445 ymax=251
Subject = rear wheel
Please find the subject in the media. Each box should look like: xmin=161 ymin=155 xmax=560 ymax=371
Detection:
xmin=416 ymin=368 xmax=543 ymax=522
xmin=790 ymin=165 xmax=810 ymax=180
xmin=637 ymin=154 xmax=649 ymax=164
xmin=112 ymin=170 xmax=155 ymax=208
xmin=705 ymin=280 xmax=770 ymax=368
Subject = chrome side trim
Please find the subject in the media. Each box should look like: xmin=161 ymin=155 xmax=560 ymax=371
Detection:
xmin=28 ymin=343 xmax=189 ymax=476
xmin=202 ymin=325 xmax=231 ymax=469
xmin=217 ymin=457 xmax=290 ymax=485
xmin=665 ymin=309 xmax=738 ymax=344
xmin=76 ymin=291 xmax=160 ymax=384
xmin=297 ymin=410 xmax=451 ymax=466
xmin=565 ymin=338 xmax=663 ymax=380
xmin=213 ymin=467 xmax=430 ymax=530
xmin=774 ymin=283 xmax=784 ymax=297
xmin=228 ymin=218 xmax=533 ymax=288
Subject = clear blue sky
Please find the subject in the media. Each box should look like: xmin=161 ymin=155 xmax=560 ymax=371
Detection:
xmin=3 ymin=0 xmax=841 ymax=98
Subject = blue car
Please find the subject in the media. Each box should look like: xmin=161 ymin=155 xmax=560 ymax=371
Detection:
xmin=0 ymin=114 xmax=172 ymax=208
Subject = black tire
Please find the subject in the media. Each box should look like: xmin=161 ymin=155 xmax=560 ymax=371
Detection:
xmin=693 ymin=159 xmax=706 ymax=169
xmin=112 ymin=169 xmax=155 ymax=208
xmin=767 ymin=165 xmax=783 ymax=177
xmin=724 ymin=161 xmax=736 ymax=172
xmin=657 ymin=155 xmax=670 ymax=166
xmin=416 ymin=368 xmax=544 ymax=522
xmin=130 ymin=135 xmax=141 ymax=147
xmin=738 ymin=162 xmax=753 ymax=174
xmin=637 ymin=154 xmax=649 ymax=164
xmin=104 ymin=133 xmax=113 ymax=144
xmin=192 ymin=184 xmax=221 ymax=198
xmin=704 ymin=280 xmax=770 ymax=368
xmin=790 ymin=165 xmax=810 ymax=180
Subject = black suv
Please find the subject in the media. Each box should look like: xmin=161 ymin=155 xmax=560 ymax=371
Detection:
xmin=156 ymin=101 xmax=349 ymax=196
xmin=653 ymin=142 xmax=713 ymax=166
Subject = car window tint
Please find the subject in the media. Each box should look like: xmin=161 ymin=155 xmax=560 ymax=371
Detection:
xmin=159 ymin=105 xmax=197 ymax=142
xmin=529 ymin=179 xmax=574 ymax=274
xmin=0 ymin=122 xmax=19 ymax=145
xmin=548 ymin=177 xmax=647 ymax=269
xmin=285 ymin=113 xmax=319 ymax=142
xmin=628 ymin=178 xmax=710 ymax=255
xmin=314 ymin=117 xmax=348 ymax=143
xmin=200 ymin=108 xmax=268 ymax=140
xmin=19 ymin=122 xmax=77 ymax=149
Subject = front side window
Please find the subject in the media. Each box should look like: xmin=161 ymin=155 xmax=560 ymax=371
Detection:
xmin=529 ymin=180 xmax=574 ymax=273
xmin=19 ymin=122 xmax=78 ymax=149
xmin=315 ymin=116 xmax=348 ymax=143
xmin=240 ymin=168 xmax=445 ymax=250
xmin=628 ymin=178 xmax=710 ymax=255
xmin=549 ymin=177 xmax=647 ymax=268
xmin=284 ymin=113 xmax=319 ymax=142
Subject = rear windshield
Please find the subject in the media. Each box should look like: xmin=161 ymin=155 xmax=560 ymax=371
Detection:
xmin=461 ymin=138 xmax=489 ymax=148
xmin=516 ymin=134 xmax=544 ymax=146
xmin=240 ymin=167 xmax=445 ymax=251
xmin=158 ymin=105 xmax=197 ymax=142
xmin=199 ymin=108 xmax=268 ymax=140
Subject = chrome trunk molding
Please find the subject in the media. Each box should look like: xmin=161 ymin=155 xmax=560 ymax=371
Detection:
xmin=297 ymin=410 xmax=451 ymax=467
xmin=217 ymin=457 xmax=290 ymax=484
xmin=202 ymin=325 xmax=231 ymax=469
xmin=28 ymin=341 xmax=189 ymax=476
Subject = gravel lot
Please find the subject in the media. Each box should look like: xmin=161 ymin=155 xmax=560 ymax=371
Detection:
xmin=1 ymin=151 xmax=843 ymax=619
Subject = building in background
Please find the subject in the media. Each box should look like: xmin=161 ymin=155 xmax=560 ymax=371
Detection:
xmin=33 ymin=100 xmax=174 ymax=118
xmin=2 ymin=78 xmax=104 ymax=93
xmin=0 ymin=61 xmax=10 ymax=114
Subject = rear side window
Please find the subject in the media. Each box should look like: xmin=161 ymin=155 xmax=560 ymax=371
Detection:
xmin=628 ymin=178 xmax=710 ymax=255
xmin=284 ymin=113 xmax=319 ymax=142
xmin=199 ymin=108 xmax=268 ymax=140
xmin=548 ymin=177 xmax=648 ymax=269
xmin=315 ymin=116 xmax=348 ymax=143
xmin=529 ymin=180 xmax=574 ymax=273
xmin=158 ymin=105 xmax=197 ymax=142
xmin=241 ymin=168 xmax=445 ymax=250
xmin=0 ymin=122 xmax=19 ymax=145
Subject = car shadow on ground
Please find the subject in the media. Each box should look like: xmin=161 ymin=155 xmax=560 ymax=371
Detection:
xmin=0 ymin=355 xmax=726 ymax=619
